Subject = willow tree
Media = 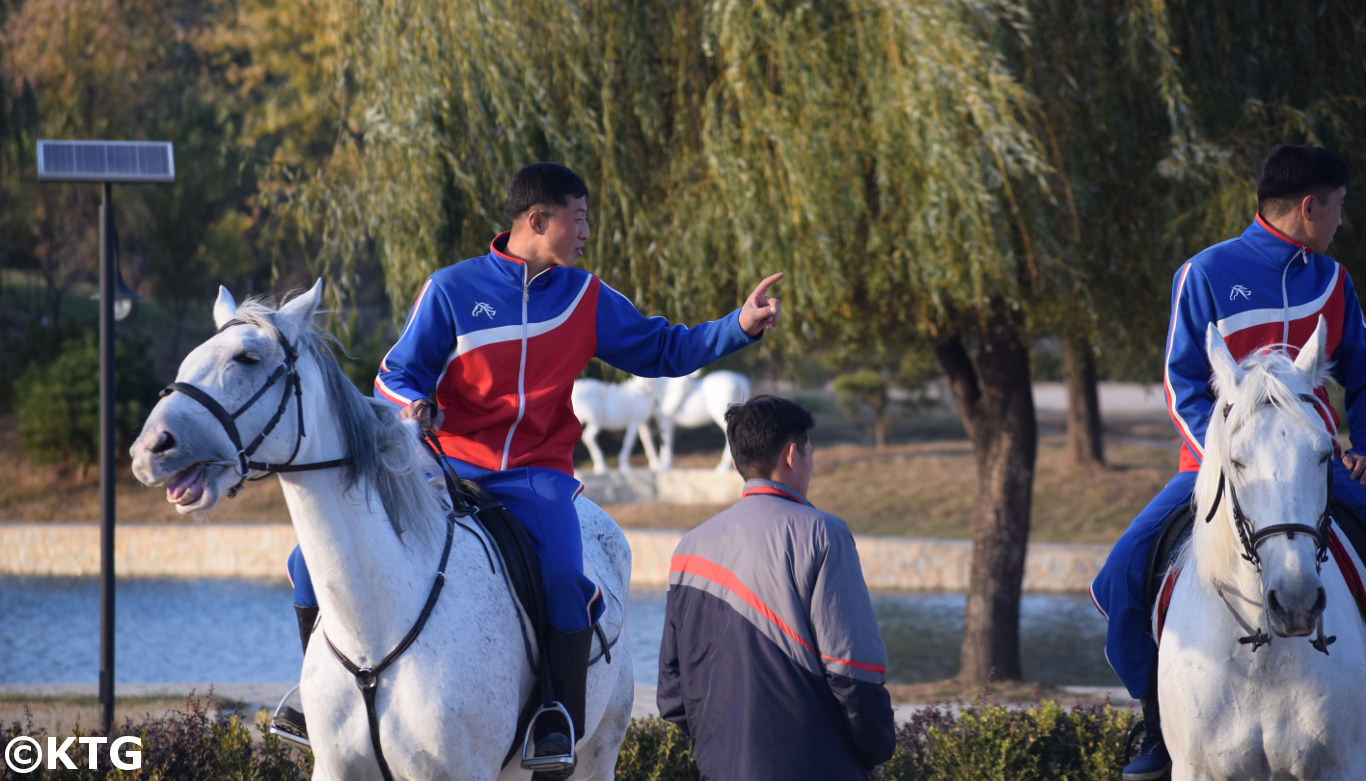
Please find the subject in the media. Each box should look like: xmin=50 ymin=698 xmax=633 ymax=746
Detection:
xmin=309 ymin=0 xmax=1059 ymax=684
xmin=994 ymin=0 xmax=1178 ymax=468
xmin=1135 ymin=0 xmax=1366 ymax=264
xmin=664 ymin=1 xmax=1059 ymax=686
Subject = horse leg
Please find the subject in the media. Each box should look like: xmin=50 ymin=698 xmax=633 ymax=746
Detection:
xmin=714 ymin=420 xmax=734 ymax=473
xmin=582 ymin=423 xmax=608 ymax=474
xmin=657 ymin=419 xmax=675 ymax=471
xmin=637 ymin=422 xmax=660 ymax=471
xmin=616 ymin=423 xmax=638 ymax=472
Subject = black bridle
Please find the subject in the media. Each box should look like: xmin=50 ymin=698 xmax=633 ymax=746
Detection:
xmin=1203 ymin=392 xmax=1337 ymax=654
xmin=1203 ymin=393 xmax=1333 ymax=571
xmin=1204 ymin=464 xmax=1333 ymax=572
xmin=159 ymin=319 xmax=350 ymax=496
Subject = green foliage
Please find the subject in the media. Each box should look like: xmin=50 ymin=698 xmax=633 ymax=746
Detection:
xmin=15 ymin=330 xmax=160 ymax=467
xmin=301 ymin=0 xmax=1051 ymax=372
xmin=883 ymin=700 xmax=1133 ymax=781
xmin=614 ymin=718 xmax=698 ymax=781
xmin=614 ymin=705 xmax=1133 ymax=781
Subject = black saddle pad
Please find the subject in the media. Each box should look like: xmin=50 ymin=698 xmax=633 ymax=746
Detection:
xmin=1144 ymin=500 xmax=1196 ymax=613
xmin=453 ymin=478 xmax=549 ymax=639
xmin=1145 ymin=495 xmax=1366 ymax=614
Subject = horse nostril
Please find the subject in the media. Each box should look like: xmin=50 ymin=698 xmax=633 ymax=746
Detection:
xmin=1267 ymin=590 xmax=1282 ymax=614
xmin=151 ymin=430 xmax=176 ymax=454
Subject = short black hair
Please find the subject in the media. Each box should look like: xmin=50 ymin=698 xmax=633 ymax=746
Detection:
xmin=724 ymin=395 xmax=815 ymax=480
xmin=1257 ymin=145 xmax=1350 ymax=217
xmin=504 ymin=162 xmax=589 ymax=222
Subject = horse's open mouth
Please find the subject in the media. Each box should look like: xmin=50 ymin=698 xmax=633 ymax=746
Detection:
xmin=166 ymin=462 xmax=217 ymax=512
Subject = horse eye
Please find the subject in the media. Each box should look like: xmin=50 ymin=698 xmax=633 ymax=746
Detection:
xmin=234 ymin=351 xmax=261 ymax=365
xmin=1230 ymin=459 xmax=1246 ymax=471
xmin=1319 ymin=452 xmax=1332 ymax=465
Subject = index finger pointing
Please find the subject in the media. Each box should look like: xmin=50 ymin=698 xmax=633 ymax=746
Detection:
xmin=751 ymin=271 xmax=785 ymax=300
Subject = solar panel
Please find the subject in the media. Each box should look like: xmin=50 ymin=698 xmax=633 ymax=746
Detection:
xmin=37 ymin=140 xmax=175 ymax=183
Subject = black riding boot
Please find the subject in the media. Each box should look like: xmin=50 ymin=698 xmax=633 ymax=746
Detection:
xmin=295 ymin=604 xmax=319 ymax=652
xmin=527 ymin=626 xmax=594 ymax=777
xmin=270 ymin=605 xmax=319 ymax=747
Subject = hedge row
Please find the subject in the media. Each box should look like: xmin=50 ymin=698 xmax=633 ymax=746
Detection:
xmin=2 ymin=694 xmax=1135 ymax=780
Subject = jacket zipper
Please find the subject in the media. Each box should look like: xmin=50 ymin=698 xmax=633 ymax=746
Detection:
xmin=1280 ymin=246 xmax=1308 ymax=348
xmin=499 ymin=267 xmax=548 ymax=469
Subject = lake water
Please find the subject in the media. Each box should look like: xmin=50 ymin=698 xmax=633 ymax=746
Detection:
xmin=0 ymin=576 xmax=1117 ymax=687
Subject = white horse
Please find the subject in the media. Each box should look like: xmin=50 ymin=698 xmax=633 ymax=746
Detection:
xmin=646 ymin=370 xmax=750 ymax=472
xmin=129 ymin=281 xmax=634 ymax=781
xmin=1158 ymin=319 xmax=1366 ymax=780
xmin=571 ymin=378 xmax=658 ymax=473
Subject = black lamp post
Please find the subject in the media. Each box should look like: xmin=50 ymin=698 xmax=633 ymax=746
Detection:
xmin=37 ymin=140 xmax=174 ymax=734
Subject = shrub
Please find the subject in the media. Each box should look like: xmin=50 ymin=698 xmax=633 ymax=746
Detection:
xmin=613 ymin=702 xmax=1134 ymax=781
xmin=882 ymin=698 xmax=1134 ymax=780
xmin=614 ymin=717 xmax=697 ymax=781
xmin=1 ymin=693 xmax=310 ymax=780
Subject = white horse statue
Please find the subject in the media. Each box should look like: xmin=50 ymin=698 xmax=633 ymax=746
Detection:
xmin=571 ymin=377 xmax=658 ymax=473
xmin=1158 ymin=319 xmax=1366 ymax=780
xmin=129 ymin=281 xmax=634 ymax=781
xmin=646 ymin=370 xmax=750 ymax=472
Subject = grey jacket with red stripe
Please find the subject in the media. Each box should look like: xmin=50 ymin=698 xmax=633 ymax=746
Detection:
xmin=657 ymin=478 xmax=895 ymax=780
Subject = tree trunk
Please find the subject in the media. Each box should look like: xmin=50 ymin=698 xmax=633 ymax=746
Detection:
xmin=934 ymin=304 xmax=1038 ymax=685
xmin=1062 ymin=336 xmax=1104 ymax=467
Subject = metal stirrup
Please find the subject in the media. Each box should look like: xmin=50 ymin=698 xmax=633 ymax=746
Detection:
xmin=520 ymin=702 xmax=576 ymax=771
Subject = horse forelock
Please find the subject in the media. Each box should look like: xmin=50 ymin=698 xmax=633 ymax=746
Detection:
xmin=226 ymin=297 xmax=444 ymax=545
xmin=1219 ymin=351 xmax=1324 ymax=435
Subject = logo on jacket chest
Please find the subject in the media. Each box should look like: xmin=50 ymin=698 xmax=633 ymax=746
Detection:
xmin=1229 ymin=284 xmax=1253 ymax=301
xmin=472 ymin=301 xmax=497 ymax=319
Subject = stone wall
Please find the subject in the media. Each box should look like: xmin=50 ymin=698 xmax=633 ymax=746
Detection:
xmin=0 ymin=522 xmax=1107 ymax=592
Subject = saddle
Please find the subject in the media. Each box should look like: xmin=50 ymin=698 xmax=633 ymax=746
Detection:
xmin=1148 ymin=496 xmax=1366 ymax=641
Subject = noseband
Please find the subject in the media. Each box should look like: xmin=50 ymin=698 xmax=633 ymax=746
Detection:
xmin=159 ymin=319 xmax=350 ymax=497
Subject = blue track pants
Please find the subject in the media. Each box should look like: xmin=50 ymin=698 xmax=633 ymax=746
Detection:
xmin=289 ymin=459 xmax=602 ymax=633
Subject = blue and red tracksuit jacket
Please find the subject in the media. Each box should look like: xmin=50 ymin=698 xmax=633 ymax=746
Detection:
xmin=1165 ymin=214 xmax=1366 ymax=471
xmin=373 ymin=233 xmax=757 ymax=475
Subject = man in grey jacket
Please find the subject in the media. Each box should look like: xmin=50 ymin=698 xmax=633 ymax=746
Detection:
xmin=657 ymin=395 xmax=896 ymax=780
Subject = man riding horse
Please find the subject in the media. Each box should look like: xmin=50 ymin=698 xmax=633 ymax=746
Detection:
xmin=284 ymin=162 xmax=784 ymax=773
xmin=1091 ymin=144 xmax=1366 ymax=780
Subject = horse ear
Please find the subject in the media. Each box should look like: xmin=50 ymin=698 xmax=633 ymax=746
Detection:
xmin=213 ymin=286 xmax=237 ymax=329
xmin=277 ymin=279 xmax=324 ymax=341
xmin=1206 ymin=323 xmax=1243 ymax=395
xmin=1293 ymin=315 xmax=1329 ymax=385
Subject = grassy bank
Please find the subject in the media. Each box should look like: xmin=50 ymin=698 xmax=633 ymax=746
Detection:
xmin=0 ymin=412 xmax=1177 ymax=542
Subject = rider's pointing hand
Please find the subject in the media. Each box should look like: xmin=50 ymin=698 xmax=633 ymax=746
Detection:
xmin=739 ymin=272 xmax=784 ymax=338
